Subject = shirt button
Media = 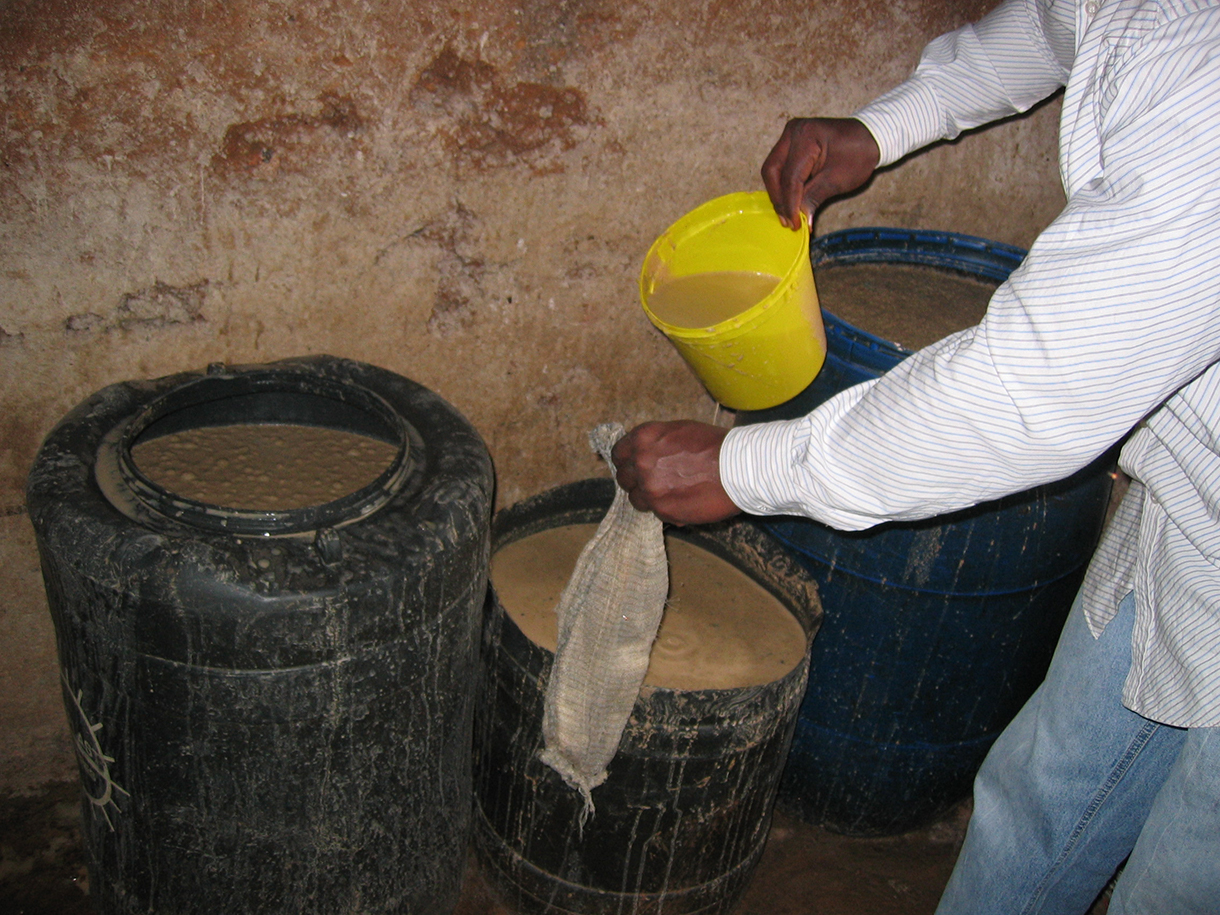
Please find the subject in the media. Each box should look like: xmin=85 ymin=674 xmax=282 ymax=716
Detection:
xmin=1085 ymin=0 xmax=1099 ymax=14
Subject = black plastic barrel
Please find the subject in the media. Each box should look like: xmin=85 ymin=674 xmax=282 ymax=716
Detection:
xmin=739 ymin=229 xmax=1115 ymax=836
xmin=26 ymin=355 xmax=493 ymax=914
xmin=473 ymin=478 xmax=822 ymax=915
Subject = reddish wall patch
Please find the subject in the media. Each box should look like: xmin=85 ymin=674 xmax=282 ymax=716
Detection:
xmin=412 ymin=45 xmax=598 ymax=173
xmin=213 ymin=93 xmax=364 ymax=178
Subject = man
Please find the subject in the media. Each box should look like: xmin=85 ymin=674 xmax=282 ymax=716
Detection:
xmin=612 ymin=1 xmax=1220 ymax=912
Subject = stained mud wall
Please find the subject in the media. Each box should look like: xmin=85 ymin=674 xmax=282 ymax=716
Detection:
xmin=0 ymin=0 xmax=1064 ymax=791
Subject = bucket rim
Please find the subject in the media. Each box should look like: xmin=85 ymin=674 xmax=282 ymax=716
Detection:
xmin=638 ymin=190 xmax=810 ymax=339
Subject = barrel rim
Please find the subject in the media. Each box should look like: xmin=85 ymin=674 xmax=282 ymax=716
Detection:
xmin=97 ymin=365 xmax=419 ymax=536
xmin=811 ymin=226 xmax=1028 ymax=362
xmin=489 ymin=477 xmax=822 ymax=704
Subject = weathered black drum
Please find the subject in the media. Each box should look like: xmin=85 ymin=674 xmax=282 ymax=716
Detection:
xmin=27 ymin=355 xmax=493 ymax=915
xmin=473 ymin=478 xmax=822 ymax=915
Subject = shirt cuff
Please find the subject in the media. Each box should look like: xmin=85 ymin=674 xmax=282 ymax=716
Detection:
xmin=720 ymin=420 xmax=806 ymax=517
xmin=853 ymin=80 xmax=947 ymax=168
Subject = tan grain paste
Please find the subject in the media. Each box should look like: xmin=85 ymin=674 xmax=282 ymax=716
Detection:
xmin=131 ymin=423 xmax=399 ymax=510
xmin=491 ymin=523 xmax=807 ymax=691
xmin=814 ymin=262 xmax=997 ymax=352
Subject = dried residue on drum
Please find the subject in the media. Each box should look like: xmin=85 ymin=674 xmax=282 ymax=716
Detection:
xmin=815 ymin=262 xmax=997 ymax=351
xmin=491 ymin=522 xmax=807 ymax=691
xmin=131 ymin=423 xmax=398 ymax=510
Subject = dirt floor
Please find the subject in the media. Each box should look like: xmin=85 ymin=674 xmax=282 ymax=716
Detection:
xmin=0 ymin=781 xmax=1111 ymax=915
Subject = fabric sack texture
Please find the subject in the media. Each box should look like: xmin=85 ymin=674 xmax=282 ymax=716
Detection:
xmin=538 ymin=422 xmax=669 ymax=819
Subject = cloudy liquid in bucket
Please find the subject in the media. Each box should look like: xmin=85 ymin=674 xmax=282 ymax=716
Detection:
xmin=491 ymin=523 xmax=807 ymax=690
xmin=132 ymin=423 xmax=399 ymax=510
xmin=647 ymin=270 xmax=781 ymax=328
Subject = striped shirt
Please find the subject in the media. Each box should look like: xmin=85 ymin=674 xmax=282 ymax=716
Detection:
xmin=721 ymin=0 xmax=1220 ymax=727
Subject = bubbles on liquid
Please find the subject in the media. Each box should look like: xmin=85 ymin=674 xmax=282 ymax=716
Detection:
xmin=652 ymin=630 xmax=691 ymax=658
xmin=491 ymin=524 xmax=807 ymax=691
xmin=132 ymin=423 xmax=399 ymax=511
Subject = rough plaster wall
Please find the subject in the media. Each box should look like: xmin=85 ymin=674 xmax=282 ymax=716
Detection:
xmin=0 ymin=0 xmax=1065 ymax=790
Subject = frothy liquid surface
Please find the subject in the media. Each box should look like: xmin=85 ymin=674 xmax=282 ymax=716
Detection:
xmin=491 ymin=523 xmax=807 ymax=691
xmin=647 ymin=271 xmax=781 ymax=328
xmin=132 ymin=423 xmax=399 ymax=510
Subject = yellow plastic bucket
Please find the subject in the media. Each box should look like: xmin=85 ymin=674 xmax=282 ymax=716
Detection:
xmin=640 ymin=191 xmax=825 ymax=411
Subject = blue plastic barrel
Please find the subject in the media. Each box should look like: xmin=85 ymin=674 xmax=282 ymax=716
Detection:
xmin=738 ymin=228 xmax=1115 ymax=836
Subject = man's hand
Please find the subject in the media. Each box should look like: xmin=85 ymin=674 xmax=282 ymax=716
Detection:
xmin=761 ymin=117 xmax=881 ymax=229
xmin=611 ymin=421 xmax=740 ymax=526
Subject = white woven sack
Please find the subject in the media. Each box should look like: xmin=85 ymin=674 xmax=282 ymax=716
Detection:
xmin=538 ymin=422 xmax=668 ymax=820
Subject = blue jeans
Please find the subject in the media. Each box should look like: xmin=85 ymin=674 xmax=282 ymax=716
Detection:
xmin=937 ymin=591 xmax=1220 ymax=915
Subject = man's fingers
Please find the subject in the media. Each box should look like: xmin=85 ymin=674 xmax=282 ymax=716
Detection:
xmin=780 ymin=134 xmax=826 ymax=226
xmin=762 ymin=118 xmax=881 ymax=229
xmin=801 ymin=169 xmax=843 ymax=220
xmin=615 ymin=462 xmax=637 ymax=493
xmin=627 ymin=488 xmax=650 ymax=513
xmin=610 ymin=435 xmax=632 ymax=468
xmin=761 ymin=131 xmax=791 ymax=214
xmin=610 ymin=421 xmax=737 ymax=525
xmin=762 ymin=126 xmax=811 ymax=229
